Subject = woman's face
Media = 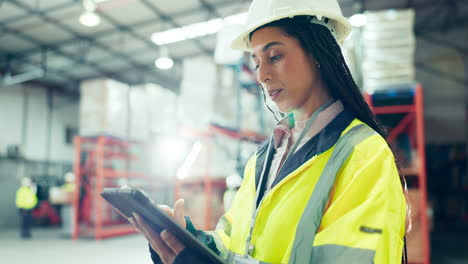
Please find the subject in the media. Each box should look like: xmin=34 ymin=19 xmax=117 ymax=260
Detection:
xmin=250 ymin=26 xmax=327 ymax=116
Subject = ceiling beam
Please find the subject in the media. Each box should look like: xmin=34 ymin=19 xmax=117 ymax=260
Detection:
xmin=0 ymin=0 xmax=76 ymax=25
xmin=197 ymin=0 xmax=223 ymax=18
xmin=7 ymin=0 xmax=179 ymax=87
xmin=140 ymin=0 xmax=212 ymax=54
xmin=2 ymin=25 xmax=129 ymax=83
xmin=2 ymin=0 xmax=242 ymax=73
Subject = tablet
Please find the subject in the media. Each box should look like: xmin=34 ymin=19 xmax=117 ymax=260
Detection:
xmin=101 ymin=187 xmax=226 ymax=264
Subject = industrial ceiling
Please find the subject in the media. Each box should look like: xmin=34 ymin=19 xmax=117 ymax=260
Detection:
xmin=0 ymin=0 xmax=466 ymax=96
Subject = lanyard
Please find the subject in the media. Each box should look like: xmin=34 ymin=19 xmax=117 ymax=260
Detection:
xmin=244 ymin=98 xmax=335 ymax=257
xmin=283 ymin=98 xmax=335 ymax=167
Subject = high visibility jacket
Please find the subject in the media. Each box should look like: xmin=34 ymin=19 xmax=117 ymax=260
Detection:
xmin=210 ymin=111 xmax=406 ymax=264
xmin=62 ymin=183 xmax=75 ymax=192
xmin=16 ymin=186 xmax=38 ymax=210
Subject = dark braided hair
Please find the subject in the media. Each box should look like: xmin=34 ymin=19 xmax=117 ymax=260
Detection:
xmin=250 ymin=16 xmax=410 ymax=264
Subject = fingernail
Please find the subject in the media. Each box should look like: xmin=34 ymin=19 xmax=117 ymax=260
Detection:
xmin=160 ymin=230 xmax=167 ymax=238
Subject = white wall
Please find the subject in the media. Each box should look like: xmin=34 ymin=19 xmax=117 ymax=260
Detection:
xmin=50 ymin=95 xmax=79 ymax=162
xmin=0 ymin=85 xmax=24 ymax=154
xmin=0 ymin=84 xmax=78 ymax=162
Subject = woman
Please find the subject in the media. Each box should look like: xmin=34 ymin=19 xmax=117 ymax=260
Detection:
xmin=129 ymin=0 xmax=408 ymax=263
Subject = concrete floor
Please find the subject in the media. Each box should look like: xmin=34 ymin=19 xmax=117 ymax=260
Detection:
xmin=1 ymin=227 xmax=468 ymax=264
xmin=0 ymin=228 xmax=153 ymax=264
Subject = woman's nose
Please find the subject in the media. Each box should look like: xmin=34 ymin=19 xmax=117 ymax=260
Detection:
xmin=257 ymin=63 xmax=272 ymax=84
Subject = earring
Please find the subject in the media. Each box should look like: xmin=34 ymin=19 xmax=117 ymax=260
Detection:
xmin=316 ymin=62 xmax=321 ymax=68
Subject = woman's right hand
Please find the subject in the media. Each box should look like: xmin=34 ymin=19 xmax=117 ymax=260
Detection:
xmin=119 ymin=199 xmax=187 ymax=264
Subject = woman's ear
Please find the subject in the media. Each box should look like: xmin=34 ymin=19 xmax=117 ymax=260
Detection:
xmin=308 ymin=55 xmax=320 ymax=69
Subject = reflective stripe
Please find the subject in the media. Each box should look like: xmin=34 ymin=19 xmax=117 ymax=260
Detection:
xmin=311 ymin=244 xmax=375 ymax=263
xmin=226 ymin=244 xmax=375 ymax=264
xmin=227 ymin=251 xmax=272 ymax=264
xmin=289 ymin=124 xmax=377 ymax=263
xmin=207 ymin=230 xmax=230 ymax=260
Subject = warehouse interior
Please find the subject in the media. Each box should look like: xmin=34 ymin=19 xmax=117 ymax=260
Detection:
xmin=0 ymin=0 xmax=467 ymax=263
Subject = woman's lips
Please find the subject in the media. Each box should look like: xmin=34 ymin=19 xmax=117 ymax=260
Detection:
xmin=269 ymin=89 xmax=283 ymax=101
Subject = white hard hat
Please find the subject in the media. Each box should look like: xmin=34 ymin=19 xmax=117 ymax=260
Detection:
xmin=21 ymin=177 xmax=32 ymax=187
xmin=226 ymin=173 xmax=243 ymax=189
xmin=64 ymin=172 xmax=75 ymax=182
xmin=231 ymin=0 xmax=352 ymax=51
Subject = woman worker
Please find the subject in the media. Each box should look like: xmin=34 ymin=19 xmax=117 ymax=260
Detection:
xmin=129 ymin=0 xmax=409 ymax=263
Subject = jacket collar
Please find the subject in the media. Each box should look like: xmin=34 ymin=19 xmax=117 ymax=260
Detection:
xmin=255 ymin=109 xmax=355 ymax=189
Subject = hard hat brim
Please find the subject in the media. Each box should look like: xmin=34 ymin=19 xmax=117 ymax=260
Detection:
xmin=230 ymin=10 xmax=352 ymax=52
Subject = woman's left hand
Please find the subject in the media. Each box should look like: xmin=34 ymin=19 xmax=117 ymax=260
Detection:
xmin=130 ymin=199 xmax=186 ymax=264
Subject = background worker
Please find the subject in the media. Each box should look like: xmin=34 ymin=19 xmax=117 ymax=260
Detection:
xmin=128 ymin=0 xmax=409 ymax=263
xmin=16 ymin=177 xmax=38 ymax=239
xmin=61 ymin=172 xmax=76 ymax=237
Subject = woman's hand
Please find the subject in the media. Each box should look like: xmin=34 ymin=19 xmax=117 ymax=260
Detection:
xmin=128 ymin=199 xmax=187 ymax=264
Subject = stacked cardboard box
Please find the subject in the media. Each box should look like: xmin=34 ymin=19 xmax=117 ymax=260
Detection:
xmin=178 ymin=56 xmax=217 ymax=132
xmin=129 ymin=86 xmax=149 ymax=140
xmin=80 ymin=79 xmax=129 ymax=138
xmin=362 ymin=9 xmax=416 ymax=93
xmin=143 ymin=83 xmax=177 ymax=134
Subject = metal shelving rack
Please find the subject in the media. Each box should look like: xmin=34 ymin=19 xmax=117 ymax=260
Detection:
xmin=174 ymin=124 xmax=266 ymax=230
xmin=365 ymin=84 xmax=430 ymax=264
xmin=72 ymin=135 xmax=149 ymax=240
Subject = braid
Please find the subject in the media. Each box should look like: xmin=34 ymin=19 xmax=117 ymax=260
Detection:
xmin=286 ymin=19 xmax=387 ymax=138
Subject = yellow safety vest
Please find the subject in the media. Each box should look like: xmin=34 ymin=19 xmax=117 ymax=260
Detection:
xmin=210 ymin=117 xmax=406 ymax=264
xmin=16 ymin=186 xmax=38 ymax=210
xmin=62 ymin=183 xmax=75 ymax=192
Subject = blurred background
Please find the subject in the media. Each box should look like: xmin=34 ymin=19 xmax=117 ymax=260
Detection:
xmin=0 ymin=0 xmax=466 ymax=264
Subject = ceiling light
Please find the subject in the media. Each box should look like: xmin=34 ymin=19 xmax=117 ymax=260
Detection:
xmin=349 ymin=13 xmax=367 ymax=27
xmin=79 ymin=11 xmax=101 ymax=27
xmin=157 ymin=137 xmax=188 ymax=163
xmin=79 ymin=0 xmax=101 ymax=27
xmin=151 ymin=12 xmax=247 ymax=46
xmin=155 ymin=46 xmax=174 ymax=70
xmin=155 ymin=57 xmax=174 ymax=70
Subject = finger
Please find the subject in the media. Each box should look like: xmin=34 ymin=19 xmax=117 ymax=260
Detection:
xmin=128 ymin=217 xmax=142 ymax=233
xmin=161 ymin=229 xmax=185 ymax=255
xmin=173 ymin=199 xmax=186 ymax=228
xmin=157 ymin=204 xmax=174 ymax=217
xmin=133 ymin=213 xmax=175 ymax=262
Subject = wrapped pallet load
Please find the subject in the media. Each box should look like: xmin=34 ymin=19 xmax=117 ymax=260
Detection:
xmin=80 ymin=78 xmax=129 ymax=138
xmin=361 ymin=9 xmax=416 ymax=93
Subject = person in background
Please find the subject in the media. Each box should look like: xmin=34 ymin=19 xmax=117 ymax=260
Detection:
xmin=223 ymin=173 xmax=243 ymax=212
xmin=16 ymin=177 xmax=38 ymax=239
xmin=62 ymin=172 xmax=76 ymax=193
xmin=60 ymin=172 xmax=76 ymax=237
xmin=127 ymin=0 xmax=409 ymax=263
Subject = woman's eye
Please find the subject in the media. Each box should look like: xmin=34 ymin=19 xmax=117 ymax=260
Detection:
xmin=270 ymin=55 xmax=282 ymax=62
